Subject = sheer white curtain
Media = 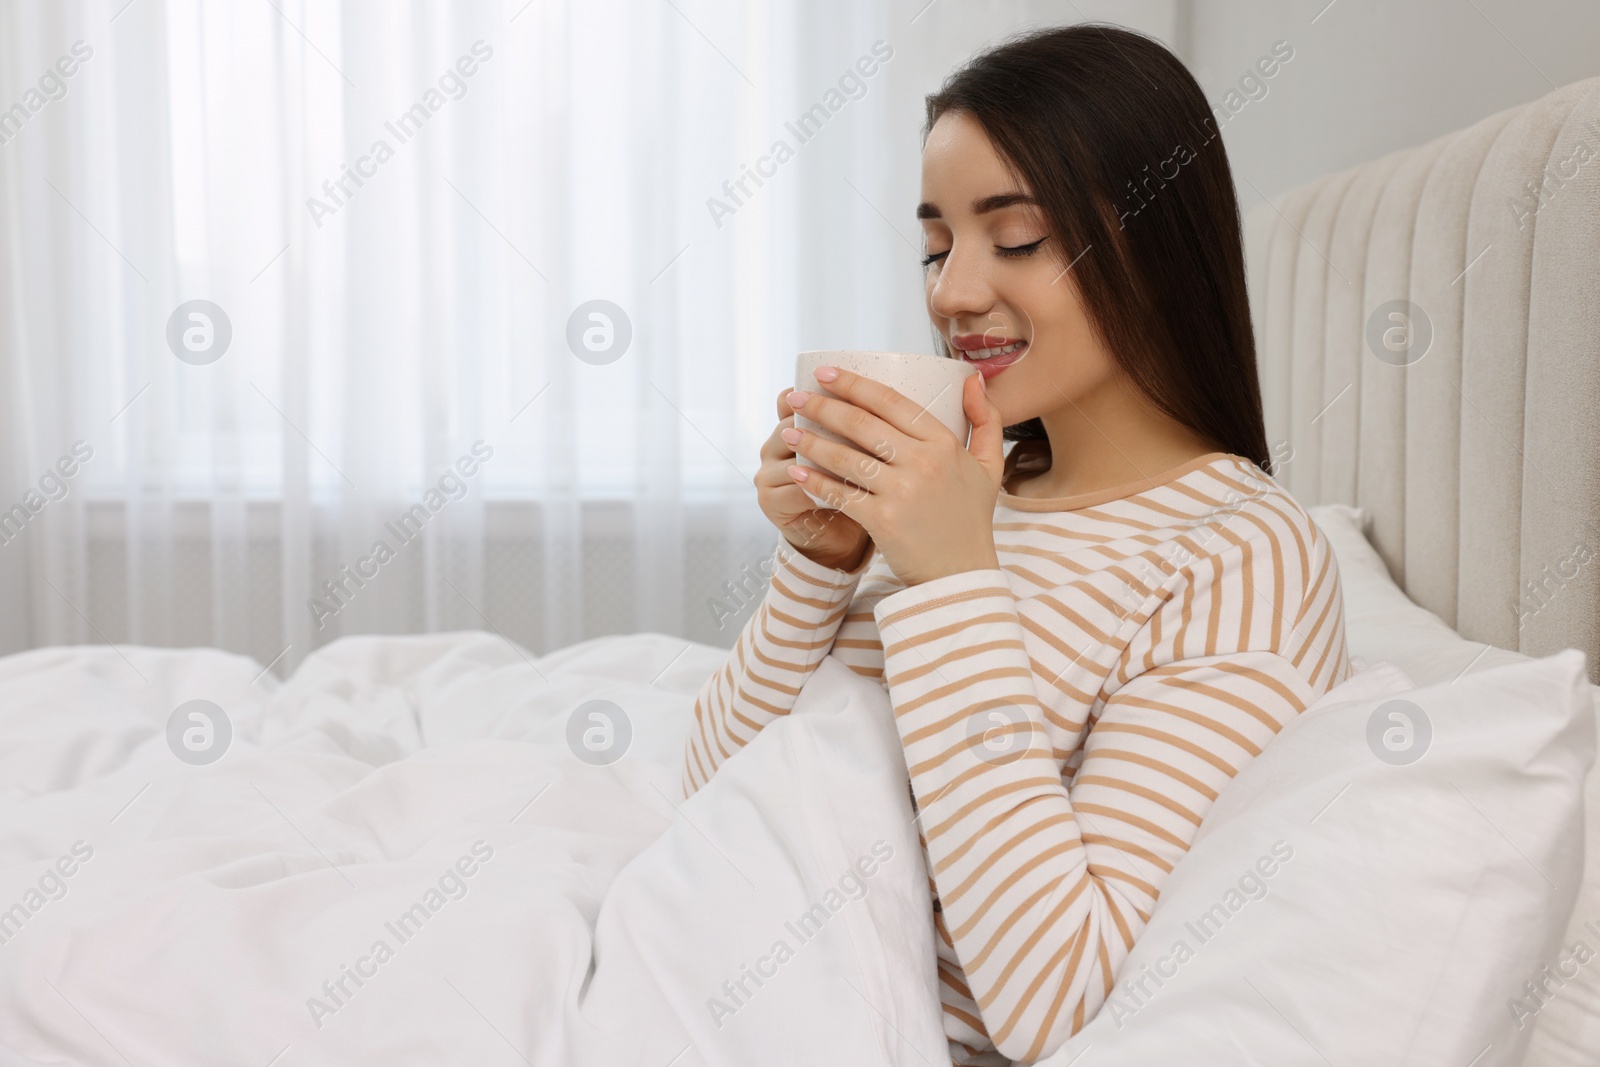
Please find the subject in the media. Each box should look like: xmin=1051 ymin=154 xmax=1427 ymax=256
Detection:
xmin=0 ymin=0 xmax=931 ymax=678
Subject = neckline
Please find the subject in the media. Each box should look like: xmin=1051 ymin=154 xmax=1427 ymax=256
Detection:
xmin=997 ymin=450 xmax=1243 ymax=512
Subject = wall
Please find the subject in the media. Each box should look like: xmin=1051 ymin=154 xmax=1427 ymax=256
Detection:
xmin=1187 ymin=0 xmax=1600 ymax=202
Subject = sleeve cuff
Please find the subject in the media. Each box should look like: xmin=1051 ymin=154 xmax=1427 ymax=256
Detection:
xmin=773 ymin=537 xmax=875 ymax=590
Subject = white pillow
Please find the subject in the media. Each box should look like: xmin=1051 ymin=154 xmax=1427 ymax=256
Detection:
xmin=1034 ymin=640 xmax=1595 ymax=1065
xmin=1305 ymin=503 xmax=1533 ymax=684
xmin=1306 ymin=503 xmax=1600 ymax=1067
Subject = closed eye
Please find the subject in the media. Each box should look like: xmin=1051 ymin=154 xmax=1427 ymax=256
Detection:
xmin=920 ymin=235 xmax=1048 ymax=268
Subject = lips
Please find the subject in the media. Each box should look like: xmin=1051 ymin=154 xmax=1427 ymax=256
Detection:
xmin=956 ymin=339 xmax=1027 ymax=380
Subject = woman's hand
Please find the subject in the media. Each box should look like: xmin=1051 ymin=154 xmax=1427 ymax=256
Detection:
xmin=755 ymin=385 xmax=873 ymax=572
xmin=781 ymin=365 xmax=1006 ymax=587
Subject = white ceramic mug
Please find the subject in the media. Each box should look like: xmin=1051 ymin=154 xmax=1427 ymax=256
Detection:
xmin=792 ymin=349 xmax=977 ymax=509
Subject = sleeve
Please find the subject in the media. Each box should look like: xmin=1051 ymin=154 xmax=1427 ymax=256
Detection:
xmin=680 ymin=537 xmax=875 ymax=798
xmin=872 ymin=568 xmax=1317 ymax=1063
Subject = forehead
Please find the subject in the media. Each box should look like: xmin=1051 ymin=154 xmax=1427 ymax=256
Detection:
xmin=920 ymin=110 xmax=1032 ymax=212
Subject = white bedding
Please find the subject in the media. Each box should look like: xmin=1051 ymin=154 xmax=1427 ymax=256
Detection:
xmin=0 ymin=632 xmax=947 ymax=1066
xmin=1309 ymin=504 xmax=1600 ymax=1067
xmin=2 ymin=508 xmax=1595 ymax=1066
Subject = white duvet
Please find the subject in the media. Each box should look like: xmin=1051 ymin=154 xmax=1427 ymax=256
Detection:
xmin=0 ymin=632 xmax=952 ymax=1067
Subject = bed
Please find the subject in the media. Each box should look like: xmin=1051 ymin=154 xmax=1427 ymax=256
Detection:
xmin=1242 ymin=71 xmax=1600 ymax=1067
xmin=0 ymin=78 xmax=1596 ymax=1067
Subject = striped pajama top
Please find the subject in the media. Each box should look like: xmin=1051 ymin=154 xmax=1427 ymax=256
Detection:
xmin=680 ymin=450 xmax=1353 ymax=1065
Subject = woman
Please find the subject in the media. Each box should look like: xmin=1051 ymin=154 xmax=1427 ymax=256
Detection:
xmin=682 ymin=23 xmax=1351 ymax=1066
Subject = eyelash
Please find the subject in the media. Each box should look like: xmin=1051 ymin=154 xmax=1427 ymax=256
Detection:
xmin=920 ymin=236 xmax=1047 ymax=268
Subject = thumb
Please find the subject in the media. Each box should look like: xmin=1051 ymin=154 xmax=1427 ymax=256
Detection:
xmin=963 ymin=372 xmax=1006 ymax=483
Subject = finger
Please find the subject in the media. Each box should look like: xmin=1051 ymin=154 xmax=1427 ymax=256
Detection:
xmin=785 ymin=459 xmax=874 ymax=522
xmin=756 ymin=455 xmax=803 ymax=488
xmin=761 ymin=423 xmax=796 ymax=463
xmin=787 ymin=387 xmax=904 ymax=460
xmin=767 ymin=481 xmax=831 ymax=522
xmin=963 ymin=371 xmax=1006 ymax=483
xmin=807 ymin=366 xmax=949 ymax=443
xmin=764 ymin=388 xmax=798 ymax=463
xmin=786 ymin=425 xmax=890 ymax=489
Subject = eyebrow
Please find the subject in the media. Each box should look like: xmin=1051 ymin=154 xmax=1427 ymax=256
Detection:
xmin=915 ymin=192 xmax=1037 ymax=220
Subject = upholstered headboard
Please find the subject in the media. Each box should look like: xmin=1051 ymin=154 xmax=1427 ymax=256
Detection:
xmin=1245 ymin=76 xmax=1600 ymax=684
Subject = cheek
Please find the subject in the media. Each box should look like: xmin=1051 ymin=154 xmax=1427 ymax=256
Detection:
xmin=1025 ymin=333 xmax=1113 ymax=394
xmin=1011 ymin=286 xmax=1115 ymax=396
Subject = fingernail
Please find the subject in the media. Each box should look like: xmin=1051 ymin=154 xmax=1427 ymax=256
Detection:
xmin=787 ymin=464 xmax=809 ymax=482
xmin=787 ymin=389 xmax=811 ymax=406
xmin=781 ymin=427 xmax=802 ymax=445
xmin=814 ymin=366 xmax=839 ymax=383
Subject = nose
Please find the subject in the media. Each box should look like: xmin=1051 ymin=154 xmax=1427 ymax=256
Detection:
xmin=926 ymin=239 xmax=996 ymax=326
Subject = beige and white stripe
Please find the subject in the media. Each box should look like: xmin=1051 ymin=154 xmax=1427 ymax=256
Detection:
xmin=682 ymin=451 xmax=1352 ymax=1064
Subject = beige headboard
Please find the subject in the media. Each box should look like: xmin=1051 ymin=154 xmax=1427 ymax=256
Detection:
xmin=1245 ymin=76 xmax=1600 ymax=684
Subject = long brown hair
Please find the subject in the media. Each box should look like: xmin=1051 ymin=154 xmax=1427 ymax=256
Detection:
xmin=923 ymin=23 xmax=1274 ymax=477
